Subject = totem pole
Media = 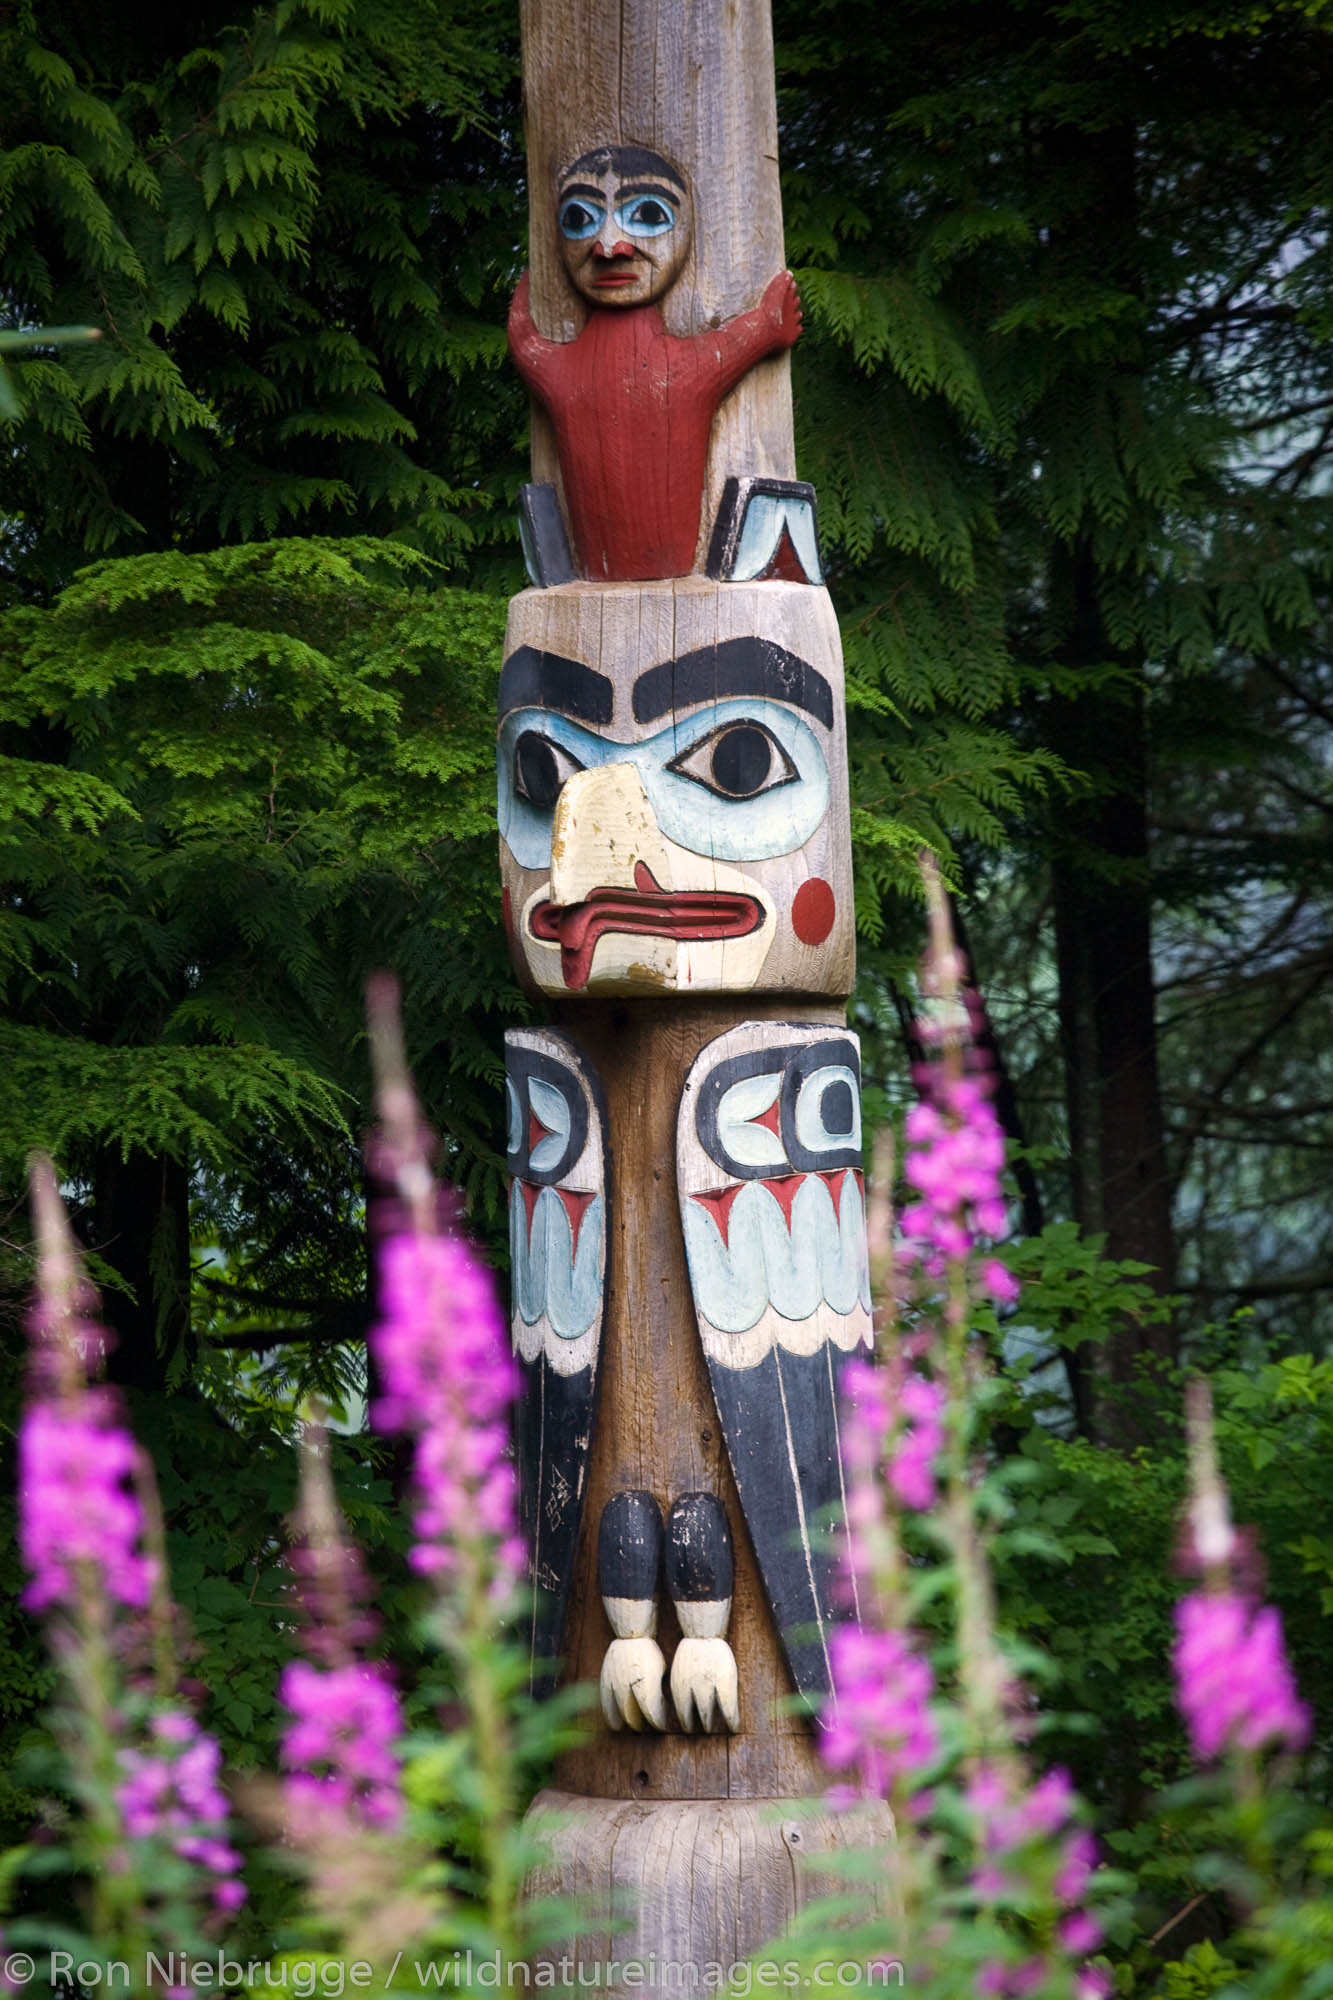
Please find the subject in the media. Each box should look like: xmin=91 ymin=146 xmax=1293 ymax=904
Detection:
xmin=501 ymin=0 xmax=890 ymax=1974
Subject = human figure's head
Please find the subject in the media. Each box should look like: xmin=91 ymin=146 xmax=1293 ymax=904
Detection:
xmin=556 ymin=145 xmax=691 ymax=309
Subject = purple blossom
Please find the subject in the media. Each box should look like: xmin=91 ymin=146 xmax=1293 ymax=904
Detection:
xmin=965 ymin=1758 xmax=1104 ymax=1984
xmin=280 ymin=1660 xmax=403 ymax=1836
xmin=116 ymin=1711 xmax=246 ymax=1914
xmin=1174 ymin=1590 xmax=1310 ymax=1761
xmin=823 ymin=1624 xmax=938 ymax=1811
xmin=888 ymin=1371 xmax=947 ymax=1511
xmin=370 ymin=1231 xmax=523 ymax=1595
xmin=977 ymin=1960 xmax=1046 ymax=1998
xmin=900 ymin=1068 xmax=1011 ymax=1286
xmin=18 ymin=1392 xmax=157 ymax=1615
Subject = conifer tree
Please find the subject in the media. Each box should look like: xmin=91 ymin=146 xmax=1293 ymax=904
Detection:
xmin=0 ymin=0 xmax=525 ymax=593
xmin=0 ymin=0 xmax=527 ymax=1385
xmin=775 ymin=0 xmax=1333 ymax=1432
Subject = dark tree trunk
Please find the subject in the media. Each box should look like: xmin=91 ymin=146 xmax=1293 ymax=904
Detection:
xmin=1046 ymin=540 xmax=1177 ymax=1444
xmin=1039 ymin=117 xmax=1178 ymax=1452
xmin=91 ymin=1146 xmax=192 ymax=1390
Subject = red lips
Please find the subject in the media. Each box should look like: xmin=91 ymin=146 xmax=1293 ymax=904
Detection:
xmin=529 ymin=862 xmax=764 ymax=990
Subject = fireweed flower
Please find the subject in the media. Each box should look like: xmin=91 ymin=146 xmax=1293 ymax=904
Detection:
xmin=365 ymin=976 xmax=524 ymax=1607
xmin=824 ymin=1624 xmax=938 ymax=1810
xmin=889 ymin=1369 xmax=947 ymax=1512
xmin=1173 ymin=1590 xmax=1309 ymax=1761
xmin=280 ymin=1415 xmax=405 ymax=1838
xmin=1173 ymin=1377 xmax=1311 ymax=1765
xmin=371 ymin=1230 xmax=524 ymax=1594
xmin=116 ymin=1712 xmax=247 ymax=1914
xmin=22 ymin=1156 xmax=247 ymax=1944
xmin=965 ymin=1760 xmax=1103 ymax=2000
xmin=826 ymin=1361 xmax=940 ymax=1819
xmin=18 ymin=1394 xmax=156 ymax=1616
xmin=19 ymin=1161 xmax=157 ymax=1620
xmin=280 ymin=1659 xmax=404 ymax=1835
xmin=900 ymin=1057 xmax=1013 ymax=1297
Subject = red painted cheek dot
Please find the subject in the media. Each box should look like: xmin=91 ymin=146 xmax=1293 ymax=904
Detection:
xmin=792 ymin=877 xmax=836 ymax=947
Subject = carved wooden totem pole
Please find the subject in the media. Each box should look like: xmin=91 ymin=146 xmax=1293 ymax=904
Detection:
xmin=502 ymin=0 xmax=889 ymax=1975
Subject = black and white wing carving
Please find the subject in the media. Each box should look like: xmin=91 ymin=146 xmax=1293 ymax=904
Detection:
xmin=676 ymin=1021 xmax=871 ymax=1711
xmin=506 ymin=1028 xmax=608 ymax=1692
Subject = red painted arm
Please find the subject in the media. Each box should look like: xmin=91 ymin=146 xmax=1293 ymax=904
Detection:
xmin=507 ymin=270 xmax=557 ymax=395
xmin=704 ymin=270 xmax=803 ymax=398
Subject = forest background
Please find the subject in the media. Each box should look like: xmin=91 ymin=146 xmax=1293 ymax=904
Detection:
xmin=1 ymin=0 xmax=1331 ymax=1975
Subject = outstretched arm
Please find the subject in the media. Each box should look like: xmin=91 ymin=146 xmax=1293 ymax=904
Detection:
xmin=704 ymin=270 xmax=803 ymax=398
xmin=507 ymin=270 xmax=558 ymax=394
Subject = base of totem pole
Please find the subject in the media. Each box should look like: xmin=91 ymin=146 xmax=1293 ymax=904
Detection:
xmin=523 ymin=1789 xmax=897 ymax=1994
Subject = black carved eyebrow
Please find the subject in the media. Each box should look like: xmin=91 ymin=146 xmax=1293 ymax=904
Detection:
xmin=563 ymin=145 xmax=685 ymax=188
xmin=614 ymin=182 xmax=680 ymax=204
xmin=632 ymin=638 xmax=834 ymax=729
xmin=558 ymin=183 xmax=605 ymax=204
xmin=499 ymin=646 xmax=614 ymax=724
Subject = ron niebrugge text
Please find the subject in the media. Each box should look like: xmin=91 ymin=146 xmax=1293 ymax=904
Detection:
xmin=8 ymin=1952 xmax=905 ymax=1994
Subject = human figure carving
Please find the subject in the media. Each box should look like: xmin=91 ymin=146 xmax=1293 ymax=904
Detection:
xmin=507 ymin=144 xmax=802 ymax=582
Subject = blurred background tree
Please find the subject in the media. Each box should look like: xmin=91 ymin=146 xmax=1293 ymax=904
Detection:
xmin=776 ymin=0 xmax=1333 ymax=1434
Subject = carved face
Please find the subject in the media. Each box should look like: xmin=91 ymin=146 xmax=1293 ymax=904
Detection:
xmin=497 ymin=581 xmax=856 ymax=999
xmin=556 ymin=144 xmax=691 ymax=310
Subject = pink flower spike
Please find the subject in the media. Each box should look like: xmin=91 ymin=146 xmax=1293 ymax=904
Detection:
xmin=1174 ymin=1590 xmax=1309 ymax=1761
xmin=982 ymin=1259 xmax=1020 ymax=1304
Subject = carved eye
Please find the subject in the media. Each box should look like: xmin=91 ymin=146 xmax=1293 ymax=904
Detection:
xmin=514 ymin=730 xmax=584 ymax=809
xmin=559 ymin=197 xmax=604 ymax=240
xmin=615 ymin=194 xmax=677 ymax=237
xmin=667 ymin=722 xmax=797 ymax=800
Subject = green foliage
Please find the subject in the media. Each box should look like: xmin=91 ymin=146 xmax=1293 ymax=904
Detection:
xmin=0 ymin=538 xmax=515 ymax=1360
xmin=777 ymin=0 xmax=1333 ymax=1360
xmin=0 ymin=0 xmax=525 ymax=590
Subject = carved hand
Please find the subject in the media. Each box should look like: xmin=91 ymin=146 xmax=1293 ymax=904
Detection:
xmin=762 ymin=269 xmax=804 ymax=350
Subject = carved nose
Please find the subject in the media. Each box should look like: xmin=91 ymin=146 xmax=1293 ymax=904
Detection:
xmin=592 ymin=237 xmax=636 ymax=259
xmin=549 ymin=764 xmax=673 ymax=907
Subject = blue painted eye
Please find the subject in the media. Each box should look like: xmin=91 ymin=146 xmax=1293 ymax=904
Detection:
xmin=559 ymin=197 xmax=604 ymax=240
xmin=615 ymin=194 xmax=677 ymax=237
xmin=514 ymin=730 xmax=584 ymax=809
xmin=667 ymin=722 xmax=796 ymax=800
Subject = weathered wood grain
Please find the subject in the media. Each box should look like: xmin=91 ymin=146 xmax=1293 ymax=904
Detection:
xmin=524 ymin=1789 xmax=897 ymax=1993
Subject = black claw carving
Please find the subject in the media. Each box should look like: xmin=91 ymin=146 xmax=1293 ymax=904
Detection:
xmin=666 ymin=1492 xmax=734 ymax=1603
xmin=598 ymin=1490 xmax=665 ymax=1600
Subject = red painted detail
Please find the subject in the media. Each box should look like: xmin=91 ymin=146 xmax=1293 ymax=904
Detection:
xmin=517 ymin=1179 xmax=542 ymax=1234
xmin=691 ymin=1183 xmax=745 ymax=1251
xmin=817 ymin=1167 xmax=851 ymax=1205
xmin=529 ymin=862 xmax=764 ymax=991
xmin=762 ymin=523 xmax=812 ymax=584
xmin=853 ymin=1169 xmax=865 ymax=1198
xmin=508 ymin=269 xmax=802 ymax=582
xmin=792 ymin=876 xmax=836 ymax=947
xmin=556 ymin=1186 xmax=598 ymax=1259
xmin=761 ymin=1173 xmax=805 ymax=1231
xmin=748 ymin=1095 xmax=783 ymax=1139
xmin=528 ymin=1106 xmax=553 ymax=1157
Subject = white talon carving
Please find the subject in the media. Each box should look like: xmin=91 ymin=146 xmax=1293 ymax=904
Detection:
xmin=670 ymin=1636 xmax=740 ymax=1734
xmin=600 ymin=1635 xmax=669 ymax=1731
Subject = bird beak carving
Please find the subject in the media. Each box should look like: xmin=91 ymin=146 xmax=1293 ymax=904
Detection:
xmin=523 ymin=764 xmax=775 ymax=994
